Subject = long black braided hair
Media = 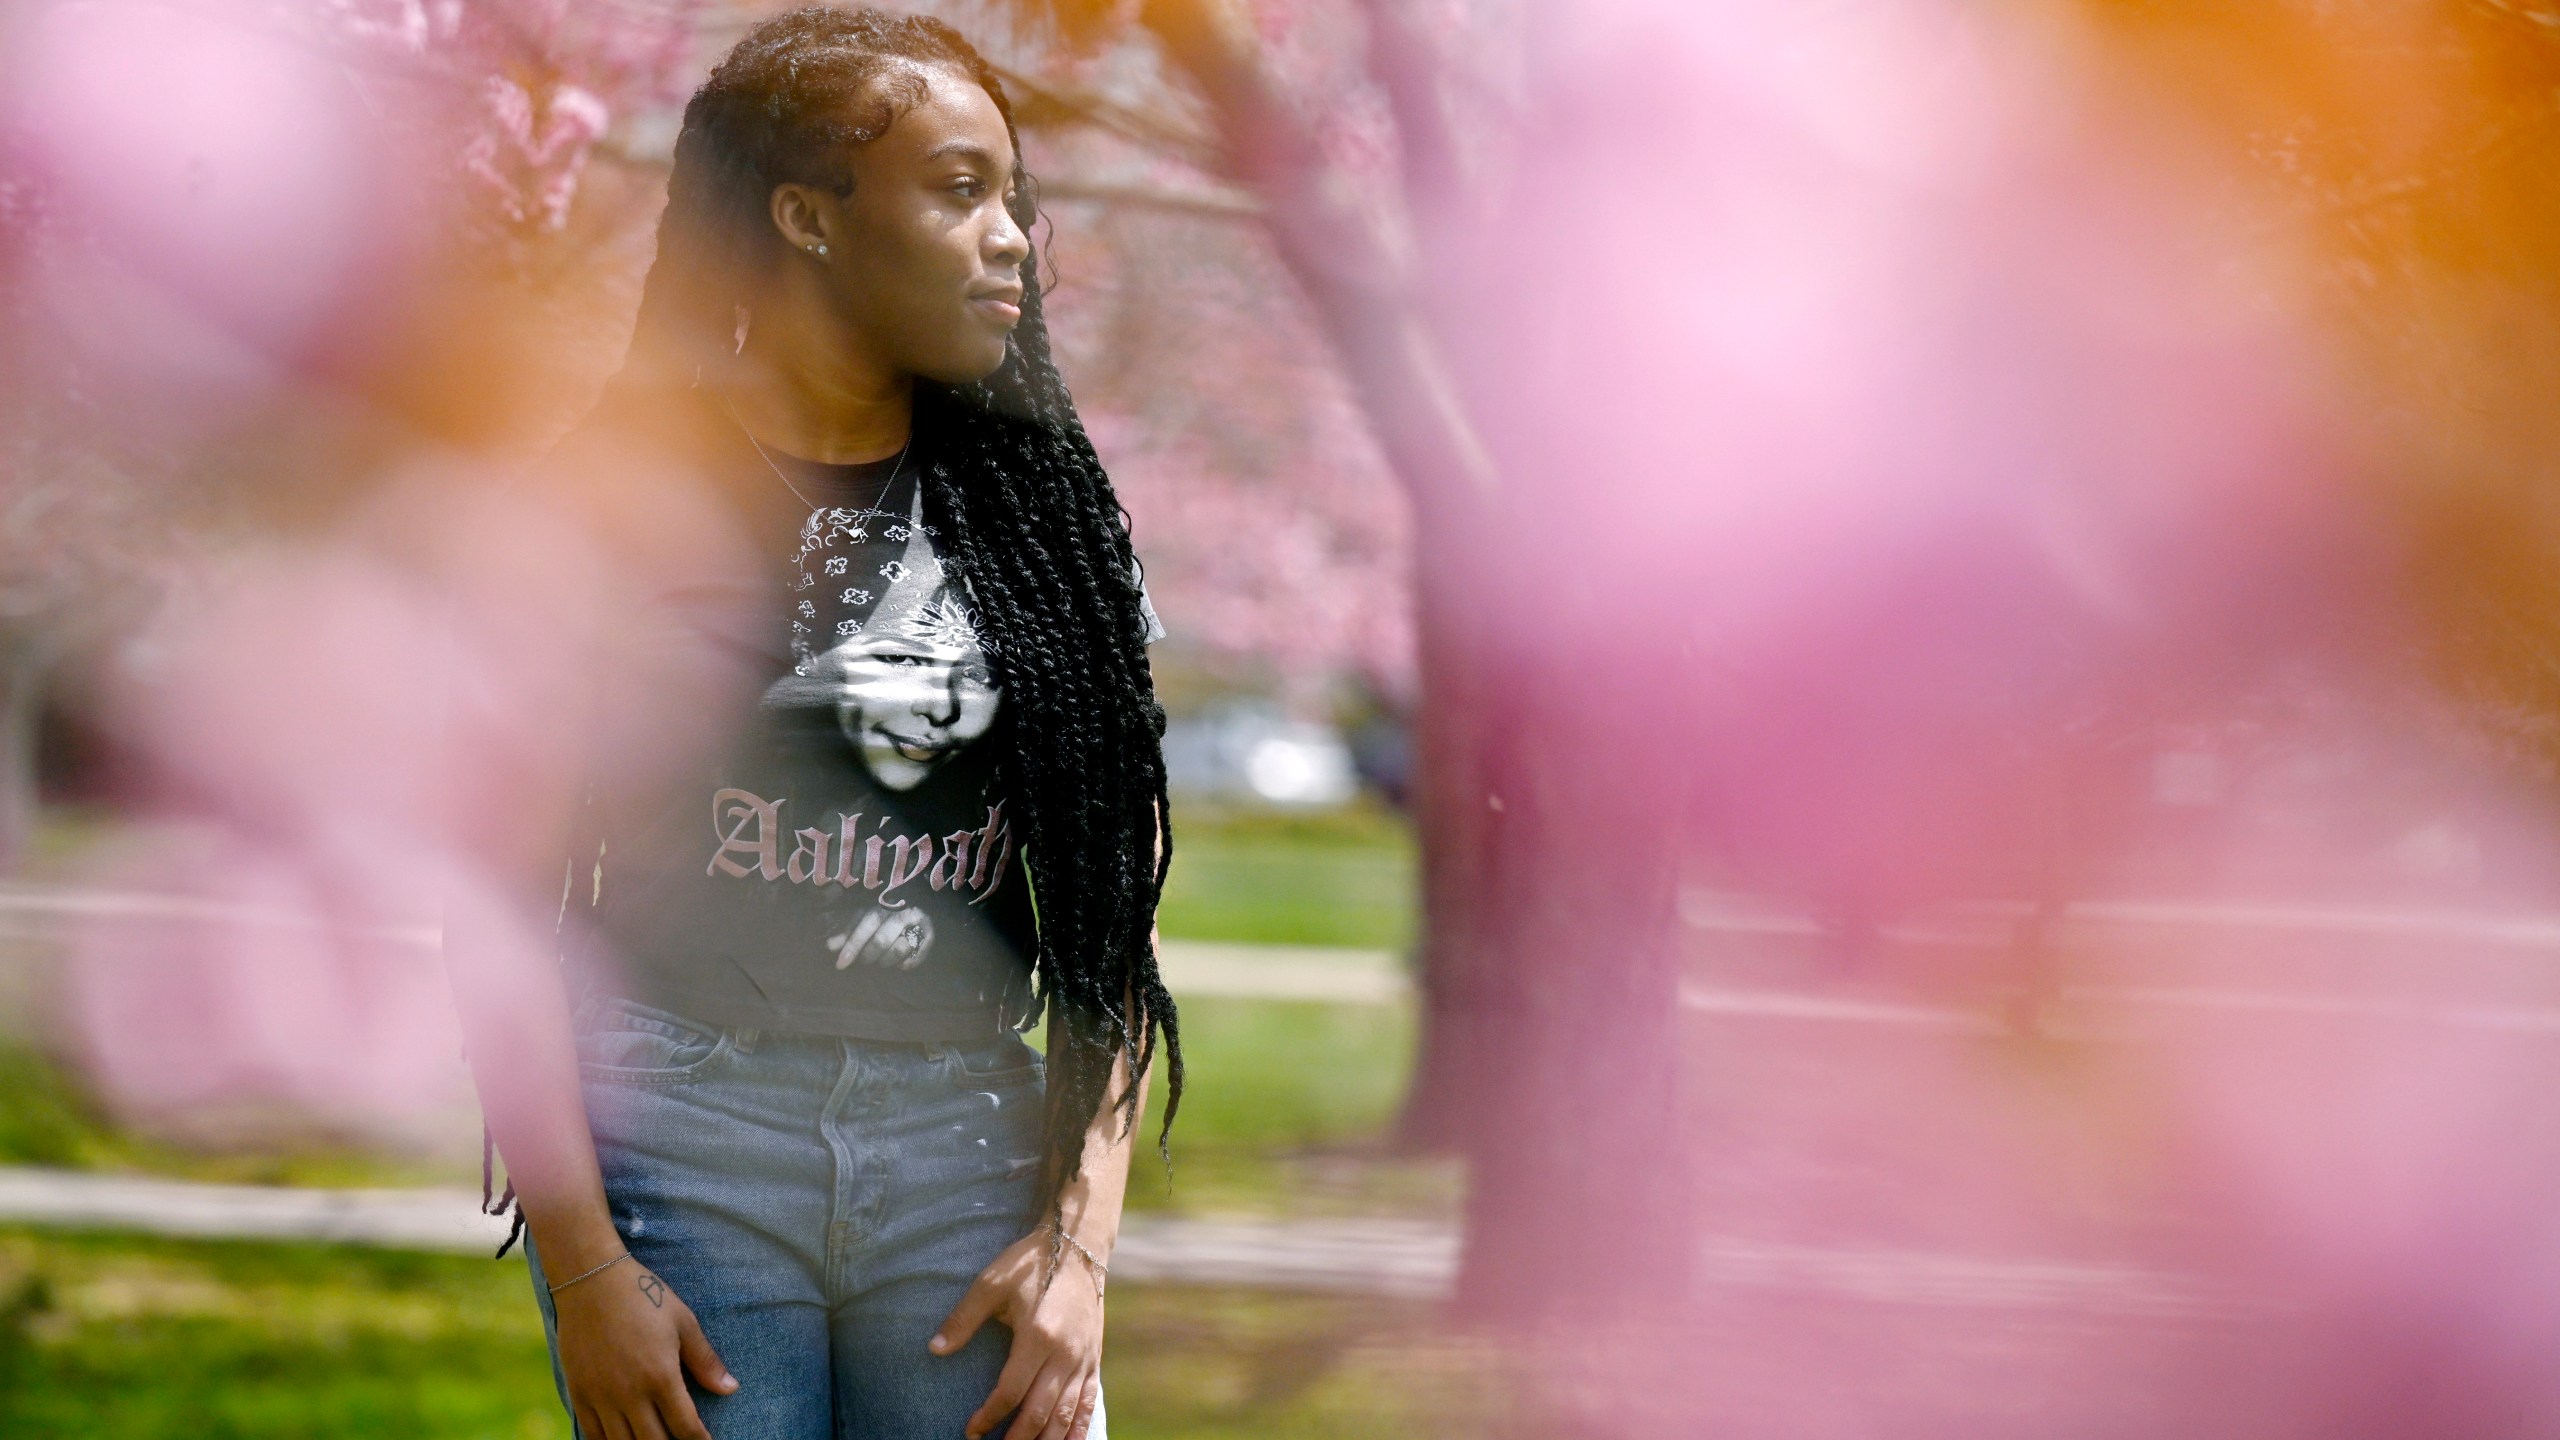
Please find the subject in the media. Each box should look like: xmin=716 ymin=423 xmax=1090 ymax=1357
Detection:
xmin=611 ymin=6 xmax=1179 ymax=1221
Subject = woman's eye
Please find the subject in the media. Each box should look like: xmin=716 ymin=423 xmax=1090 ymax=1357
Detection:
xmin=952 ymin=178 xmax=985 ymax=198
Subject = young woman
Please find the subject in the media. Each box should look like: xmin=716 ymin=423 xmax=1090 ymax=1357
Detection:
xmin=441 ymin=11 xmax=1179 ymax=1440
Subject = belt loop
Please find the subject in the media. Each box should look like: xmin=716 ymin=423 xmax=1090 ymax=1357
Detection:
xmin=733 ymin=1027 xmax=760 ymax=1055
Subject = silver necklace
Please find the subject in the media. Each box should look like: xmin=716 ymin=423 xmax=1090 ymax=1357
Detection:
xmin=720 ymin=399 xmax=913 ymax=675
xmin=720 ymin=397 xmax=912 ymax=511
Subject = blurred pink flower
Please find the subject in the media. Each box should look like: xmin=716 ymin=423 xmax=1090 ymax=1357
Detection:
xmin=463 ymin=75 xmax=613 ymax=232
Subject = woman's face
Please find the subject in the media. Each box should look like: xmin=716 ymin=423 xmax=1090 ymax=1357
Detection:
xmin=786 ymin=62 xmax=1030 ymax=384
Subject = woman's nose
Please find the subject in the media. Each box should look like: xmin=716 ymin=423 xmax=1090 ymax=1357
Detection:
xmin=923 ymin=669 xmax=963 ymax=727
xmin=986 ymin=205 xmax=1030 ymax=271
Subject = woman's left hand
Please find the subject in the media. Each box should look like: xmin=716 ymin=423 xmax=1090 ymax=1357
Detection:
xmin=930 ymin=1229 xmax=1106 ymax=1440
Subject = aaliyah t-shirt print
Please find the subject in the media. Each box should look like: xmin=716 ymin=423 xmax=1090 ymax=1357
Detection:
xmin=577 ymin=450 xmax=1041 ymax=1040
xmin=741 ymin=463 xmax=1025 ymax=983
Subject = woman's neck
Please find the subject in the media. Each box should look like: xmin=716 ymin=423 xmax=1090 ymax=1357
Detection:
xmin=723 ymin=293 xmax=913 ymax=465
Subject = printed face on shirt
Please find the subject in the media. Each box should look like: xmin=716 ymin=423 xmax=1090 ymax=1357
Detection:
xmin=825 ymin=615 xmax=998 ymax=791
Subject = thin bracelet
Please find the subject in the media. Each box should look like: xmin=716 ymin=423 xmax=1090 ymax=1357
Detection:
xmin=546 ymin=1251 xmax=633 ymax=1296
xmin=1048 ymin=1225 xmax=1109 ymax=1297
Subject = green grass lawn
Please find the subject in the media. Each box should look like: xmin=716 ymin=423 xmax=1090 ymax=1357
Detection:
xmin=1135 ymin=801 xmax=1438 ymax=1217
xmin=0 ymin=1039 xmax=479 ymax=1191
xmin=0 ymin=1230 xmax=561 ymax=1440
xmin=1122 ymin=996 xmax=1458 ymax=1220
xmin=1155 ymin=802 xmax=1416 ymax=951
xmin=0 ymin=1229 xmax=1498 ymax=1440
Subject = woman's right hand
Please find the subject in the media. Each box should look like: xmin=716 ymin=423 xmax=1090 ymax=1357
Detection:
xmin=552 ymin=1256 xmax=740 ymax=1440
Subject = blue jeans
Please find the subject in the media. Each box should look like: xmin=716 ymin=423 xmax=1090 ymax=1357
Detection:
xmin=524 ymin=995 xmax=1099 ymax=1440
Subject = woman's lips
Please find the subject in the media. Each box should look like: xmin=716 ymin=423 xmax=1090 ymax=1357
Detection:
xmin=971 ymin=296 xmax=1022 ymax=324
xmin=877 ymin=732 xmax=946 ymax=763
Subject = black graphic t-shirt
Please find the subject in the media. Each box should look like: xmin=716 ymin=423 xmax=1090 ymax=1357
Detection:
xmin=573 ymin=446 xmax=1158 ymax=1041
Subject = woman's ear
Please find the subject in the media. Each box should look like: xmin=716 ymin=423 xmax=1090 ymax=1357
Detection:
xmin=769 ymin=182 xmax=835 ymax=259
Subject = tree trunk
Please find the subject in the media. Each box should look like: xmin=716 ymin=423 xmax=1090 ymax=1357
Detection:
xmin=1455 ymin=686 xmax=1692 ymax=1318
xmin=0 ymin=639 xmax=50 ymax=872
xmin=1390 ymin=522 xmax=1494 ymax=1151
xmin=1135 ymin=0 xmax=1502 ymax=1155
xmin=1138 ymin=0 xmax=1694 ymax=1323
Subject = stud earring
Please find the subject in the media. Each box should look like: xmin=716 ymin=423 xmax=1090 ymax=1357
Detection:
xmin=810 ymin=243 xmax=829 ymax=258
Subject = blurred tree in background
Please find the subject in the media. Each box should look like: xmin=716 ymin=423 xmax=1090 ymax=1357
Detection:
xmin=0 ymin=0 xmax=713 ymax=849
xmin=0 ymin=101 xmax=180 ymax=864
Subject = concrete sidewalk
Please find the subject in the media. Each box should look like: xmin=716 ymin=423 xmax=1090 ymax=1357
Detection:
xmin=27 ymin=879 xmax=2560 ymax=1024
xmin=0 ymin=877 xmax=1403 ymax=1006
xmin=0 ymin=1166 xmax=2232 ymax=1317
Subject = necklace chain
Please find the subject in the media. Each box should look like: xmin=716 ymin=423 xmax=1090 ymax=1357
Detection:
xmin=720 ymin=397 xmax=912 ymax=512
xmin=720 ymin=398 xmax=913 ymax=675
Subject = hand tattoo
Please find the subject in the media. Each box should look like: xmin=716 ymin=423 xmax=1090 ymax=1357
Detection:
xmin=637 ymin=1273 xmax=667 ymax=1309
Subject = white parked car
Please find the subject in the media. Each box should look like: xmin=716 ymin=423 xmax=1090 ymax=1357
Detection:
xmin=1162 ymin=703 xmax=1360 ymax=807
